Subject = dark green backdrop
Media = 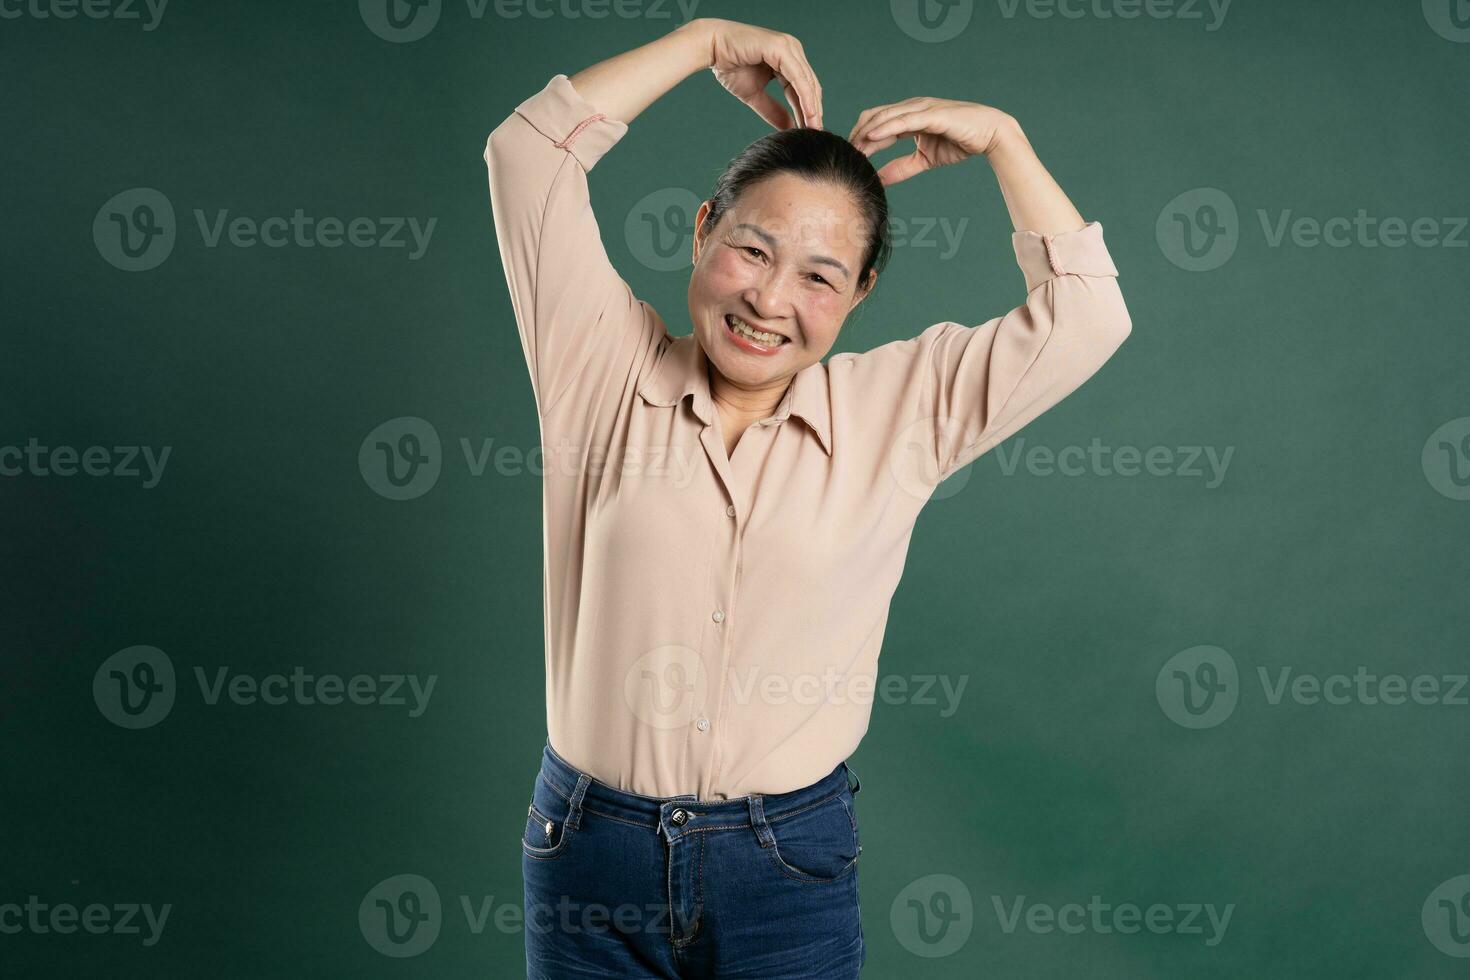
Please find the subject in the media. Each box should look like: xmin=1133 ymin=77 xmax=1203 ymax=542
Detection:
xmin=4 ymin=0 xmax=1469 ymax=976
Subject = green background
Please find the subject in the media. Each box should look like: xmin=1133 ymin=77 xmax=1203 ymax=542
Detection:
xmin=4 ymin=0 xmax=1469 ymax=976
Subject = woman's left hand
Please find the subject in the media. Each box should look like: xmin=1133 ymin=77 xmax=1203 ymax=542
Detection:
xmin=848 ymin=98 xmax=1018 ymax=187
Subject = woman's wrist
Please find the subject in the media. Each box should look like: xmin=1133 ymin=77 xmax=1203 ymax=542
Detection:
xmin=673 ymin=17 xmax=717 ymax=70
xmin=983 ymin=118 xmax=1086 ymax=235
xmin=983 ymin=114 xmax=1028 ymax=163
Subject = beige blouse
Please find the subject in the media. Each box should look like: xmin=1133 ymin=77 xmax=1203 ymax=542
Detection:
xmin=484 ymin=73 xmax=1132 ymax=800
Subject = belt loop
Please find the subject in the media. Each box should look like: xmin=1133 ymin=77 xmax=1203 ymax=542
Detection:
xmin=566 ymin=773 xmax=591 ymax=831
xmin=845 ymin=762 xmax=861 ymax=796
xmin=747 ymin=793 xmax=774 ymax=848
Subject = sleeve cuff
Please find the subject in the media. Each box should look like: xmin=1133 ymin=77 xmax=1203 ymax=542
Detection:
xmin=1011 ymin=220 xmax=1119 ymax=293
xmin=511 ymin=73 xmax=630 ymax=172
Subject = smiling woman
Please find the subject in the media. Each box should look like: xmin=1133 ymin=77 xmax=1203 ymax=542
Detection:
xmin=686 ymin=126 xmax=891 ymax=456
xmin=483 ymin=15 xmax=1130 ymax=979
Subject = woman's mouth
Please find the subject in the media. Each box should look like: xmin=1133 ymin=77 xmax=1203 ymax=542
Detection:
xmin=724 ymin=314 xmax=790 ymax=354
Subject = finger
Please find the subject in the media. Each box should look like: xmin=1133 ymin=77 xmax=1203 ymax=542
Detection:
xmin=848 ymin=108 xmax=878 ymax=143
xmin=851 ymin=100 xmax=931 ymax=145
xmin=770 ymin=44 xmax=822 ymax=128
xmin=861 ymin=107 xmax=936 ymax=146
xmin=775 ymin=74 xmax=807 ymax=128
xmin=853 ymin=130 xmax=901 ymax=157
xmin=846 ymin=96 xmax=923 ymax=138
xmin=874 ymin=151 xmax=928 ymax=187
xmin=781 ymin=37 xmax=823 ymax=128
xmin=747 ymin=89 xmax=795 ymax=130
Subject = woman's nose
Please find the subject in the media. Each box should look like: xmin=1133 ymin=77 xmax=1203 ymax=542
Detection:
xmin=744 ymin=273 xmax=796 ymax=317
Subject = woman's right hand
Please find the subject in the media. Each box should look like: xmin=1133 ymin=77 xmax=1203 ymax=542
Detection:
xmin=703 ymin=18 xmax=823 ymax=131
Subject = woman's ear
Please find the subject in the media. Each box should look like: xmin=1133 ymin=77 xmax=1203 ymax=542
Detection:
xmin=691 ymin=200 xmax=713 ymax=265
xmin=850 ymin=269 xmax=877 ymax=309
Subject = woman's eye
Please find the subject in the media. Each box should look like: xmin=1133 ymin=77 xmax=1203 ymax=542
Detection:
xmin=809 ymin=273 xmax=828 ymax=285
xmin=742 ymin=247 xmax=763 ymax=258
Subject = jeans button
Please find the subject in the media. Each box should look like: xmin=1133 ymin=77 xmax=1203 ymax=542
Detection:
xmin=671 ymin=809 xmax=689 ymax=826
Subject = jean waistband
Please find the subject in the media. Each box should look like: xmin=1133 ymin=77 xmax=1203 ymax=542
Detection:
xmin=538 ymin=738 xmax=860 ymax=843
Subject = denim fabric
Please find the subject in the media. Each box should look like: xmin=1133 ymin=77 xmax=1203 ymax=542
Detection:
xmin=522 ymin=739 xmax=866 ymax=978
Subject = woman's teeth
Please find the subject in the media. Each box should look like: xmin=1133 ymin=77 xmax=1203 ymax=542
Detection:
xmin=726 ymin=314 xmax=788 ymax=346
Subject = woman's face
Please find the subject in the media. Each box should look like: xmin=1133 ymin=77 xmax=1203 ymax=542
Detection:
xmin=688 ymin=173 xmax=875 ymax=392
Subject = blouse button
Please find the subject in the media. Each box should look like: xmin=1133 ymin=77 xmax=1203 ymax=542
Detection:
xmin=726 ymin=504 xmax=736 ymax=517
xmin=712 ymin=610 xmax=725 ymax=623
xmin=696 ymin=717 xmax=709 ymax=732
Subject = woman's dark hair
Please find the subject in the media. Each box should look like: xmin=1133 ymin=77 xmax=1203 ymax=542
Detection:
xmin=697 ymin=127 xmax=891 ymax=298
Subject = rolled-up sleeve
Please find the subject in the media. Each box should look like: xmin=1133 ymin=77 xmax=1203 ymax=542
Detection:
xmin=864 ymin=220 xmax=1132 ymax=485
xmin=484 ymin=73 xmax=652 ymax=418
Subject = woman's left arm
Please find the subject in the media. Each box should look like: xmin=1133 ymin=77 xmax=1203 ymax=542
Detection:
xmin=849 ymin=96 xmax=1082 ymax=235
xmin=847 ymin=98 xmax=1130 ymax=484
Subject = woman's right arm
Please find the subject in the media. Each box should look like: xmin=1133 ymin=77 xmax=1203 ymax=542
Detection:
xmin=483 ymin=19 xmax=824 ymax=418
xmin=571 ymin=18 xmax=822 ymax=130
xmin=566 ymin=18 xmax=715 ymax=128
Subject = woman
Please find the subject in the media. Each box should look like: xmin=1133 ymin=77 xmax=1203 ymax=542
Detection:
xmin=484 ymin=16 xmax=1131 ymax=978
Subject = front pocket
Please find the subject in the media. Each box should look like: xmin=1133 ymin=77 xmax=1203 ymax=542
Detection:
xmin=766 ymin=792 xmax=860 ymax=883
xmin=524 ymin=802 xmax=561 ymax=850
xmin=521 ymin=774 xmax=575 ymax=860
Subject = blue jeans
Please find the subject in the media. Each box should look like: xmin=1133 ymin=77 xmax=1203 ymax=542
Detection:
xmin=521 ymin=738 xmax=866 ymax=978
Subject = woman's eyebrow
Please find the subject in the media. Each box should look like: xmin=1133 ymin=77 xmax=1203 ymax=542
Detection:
xmin=733 ymin=222 xmax=851 ymax=278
